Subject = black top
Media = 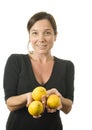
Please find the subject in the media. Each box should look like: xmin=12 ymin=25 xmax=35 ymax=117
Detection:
xmin=3 ymin=54 xmax=74 ymax=130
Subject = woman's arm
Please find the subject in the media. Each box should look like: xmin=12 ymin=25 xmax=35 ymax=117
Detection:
xmin=6 ymin=92 xmax=32 ymax=111
xmin=61 ymin=97 xmax=72 ymax=114
xmin=47 ymin=88 xmax=73 ymax=114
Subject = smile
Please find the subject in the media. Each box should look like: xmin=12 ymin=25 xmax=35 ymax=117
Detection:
xmin=37 ymin=44 xmax=47 ymax=48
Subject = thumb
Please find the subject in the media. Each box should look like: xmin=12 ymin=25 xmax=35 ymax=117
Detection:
xmin=26 ymin=93 xmax=33 ymax=107
xmin=42 ymin=95 xmax=46 ymax=111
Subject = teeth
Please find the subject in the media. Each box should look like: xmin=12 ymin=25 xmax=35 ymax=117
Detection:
xmin=40 ymin=44 xmax=46 ymax=46
xmin=39 ymin=45 xmax=46 ymax=47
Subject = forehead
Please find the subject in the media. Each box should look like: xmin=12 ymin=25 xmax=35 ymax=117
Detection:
xmin=30 ymin=19 xmax=53 ymax=31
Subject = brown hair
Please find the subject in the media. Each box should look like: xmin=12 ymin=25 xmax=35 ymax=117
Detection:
xmin=27 ymin=12 xmax=57 ymax=35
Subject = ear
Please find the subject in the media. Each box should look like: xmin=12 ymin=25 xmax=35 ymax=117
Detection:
xmin=54 ymin=32 xmax=58 ymax=41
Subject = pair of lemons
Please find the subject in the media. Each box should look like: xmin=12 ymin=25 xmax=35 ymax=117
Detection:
xmin=28 ymin=86 xmax=61 ymax=116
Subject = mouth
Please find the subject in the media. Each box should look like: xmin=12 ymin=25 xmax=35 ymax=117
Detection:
xmin=37 ymin=44 xmax=47 ymax=49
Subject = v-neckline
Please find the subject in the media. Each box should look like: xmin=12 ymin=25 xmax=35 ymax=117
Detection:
xmin=27 ymin=54 xmax=56 ymax=86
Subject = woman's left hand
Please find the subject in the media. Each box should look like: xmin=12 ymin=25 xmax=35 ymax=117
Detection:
xmin=46 ymin=88 xmax=62 ymax=113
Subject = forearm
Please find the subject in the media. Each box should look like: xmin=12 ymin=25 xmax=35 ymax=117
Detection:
xmin=6 ymin=93 xmax=27 ymax=111
xmin=46 ymin=88 xmax=72 ymax=114
xmin=61 ymin=97 xmax=73 ymax=114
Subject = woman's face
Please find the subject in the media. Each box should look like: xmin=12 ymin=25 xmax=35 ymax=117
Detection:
xmin=29 ymin=19 xmax=57 ymax=54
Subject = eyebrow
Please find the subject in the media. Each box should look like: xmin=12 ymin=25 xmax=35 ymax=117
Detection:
xmin=31 ymin=28 xmax=52 ymax=31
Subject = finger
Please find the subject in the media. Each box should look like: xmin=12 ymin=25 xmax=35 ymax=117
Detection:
xmin=33 ymin=115 xmax=41 ymax=118
xmin=46 ymin=105 xmax=57 ymax=113
xmin=47 ymin=108 xmax=57 ymax=113
xmin=42 ymin=95 xmax=46 ymax=111
xmin=26 ymin=94 xmax=33 ymax=107
xmin=57 ymin=104 xmax=62 ymax=110
xmin=47 ymin=88 xmax=61 ymax=97
xmin=47 ymin=89 xmax=55 ymax=97
xmin=42 ymin=95 xmax=46 ymax=104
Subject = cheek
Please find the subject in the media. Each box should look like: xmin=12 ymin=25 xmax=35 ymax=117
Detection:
xmin=48 ymin=37 xmax=55 ymax=43
xmin=30 ymin=37 xmax=37 ymax=43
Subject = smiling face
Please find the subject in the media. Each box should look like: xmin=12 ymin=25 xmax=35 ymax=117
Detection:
xmin=29 ymin=19 xmax=57 ymax=54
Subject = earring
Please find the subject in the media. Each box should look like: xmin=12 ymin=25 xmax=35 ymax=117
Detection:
xmin=27 ymin=41 xmax=33 ymax=54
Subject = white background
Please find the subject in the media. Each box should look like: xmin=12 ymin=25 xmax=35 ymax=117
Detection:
xmin=0 ymin=0 xmax=92 ymax=129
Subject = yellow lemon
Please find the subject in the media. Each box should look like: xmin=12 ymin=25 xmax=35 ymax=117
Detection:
xmin=32 ymin=86 xmax=47 ymax=101
xmin=28 ymin=101 xmax=43 ymax=116
xmin=47 ymin=94 xmax=61 ymax=109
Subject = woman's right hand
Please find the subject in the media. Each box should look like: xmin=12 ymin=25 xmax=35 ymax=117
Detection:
xmin=26 ymin=92 xmax=33 ymax=107
xmin=26 ymin=93 xmax=46 ymax=118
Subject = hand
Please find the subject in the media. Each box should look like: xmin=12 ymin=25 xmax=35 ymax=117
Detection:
xmin=26 ymin=92 xmax=33 ymax=107
xmin=26 ymin=92 xmax=47 ymax=118
xmin=47 ymin=88 xmax=62 ymax=98
xmin=32 ymin=95 xmax=47 ymax=119
xmin=46 ymin=88 xmax=62 ymax=113
xmin=46 ymin=102 xmax=62 ymax=113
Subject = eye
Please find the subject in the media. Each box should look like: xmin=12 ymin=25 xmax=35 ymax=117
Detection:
xmin=44 ymin=31 xmax=51 ymax=35
xmin=31 ymin=31 xmax=38 ymax=35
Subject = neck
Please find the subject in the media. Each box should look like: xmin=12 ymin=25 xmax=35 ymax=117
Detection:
xmin=29 ymin=51 xmax=53 ymax=63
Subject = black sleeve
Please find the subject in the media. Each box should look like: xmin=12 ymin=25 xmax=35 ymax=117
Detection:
xmin=65 ymin=61 xmax=75 ymax=102
xmin=3 ymin=54 xmax=20 ymax=100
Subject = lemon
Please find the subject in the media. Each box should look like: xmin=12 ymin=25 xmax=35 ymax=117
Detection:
xmin=28 ymin=101 xmax=43 ymax=116
xmin=32 ymin=86 xmax=47 ymax=101
xmin=47 ymin=94 xmax=61 ymax=109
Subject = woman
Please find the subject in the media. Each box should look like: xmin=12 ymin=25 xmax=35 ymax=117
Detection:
xmin=3 ymin=12 xmax=75 ymax=130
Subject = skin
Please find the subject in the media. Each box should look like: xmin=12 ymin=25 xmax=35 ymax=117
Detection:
xmin=6 ymin=19 xmax=73 ymax=118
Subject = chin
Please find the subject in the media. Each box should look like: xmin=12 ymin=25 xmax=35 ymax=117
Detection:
xmin=37 ymin=50 xmax=48 ymax=54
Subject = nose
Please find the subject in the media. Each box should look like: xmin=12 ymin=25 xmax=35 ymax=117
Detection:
xmin=38 ymin=34 xmax=45 ymax=42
